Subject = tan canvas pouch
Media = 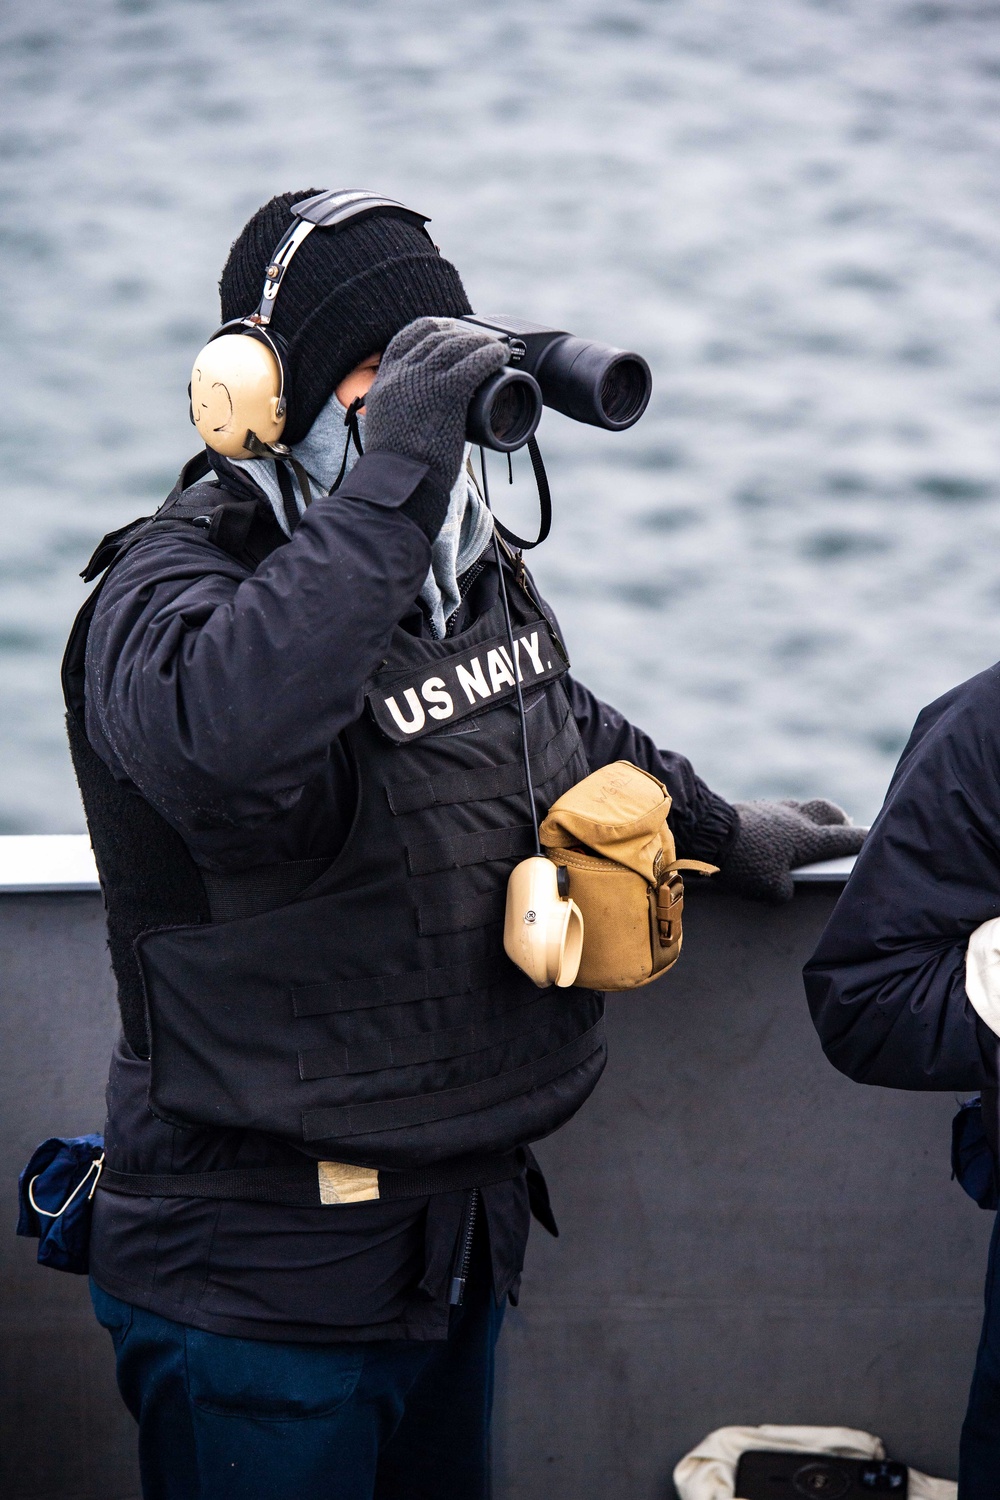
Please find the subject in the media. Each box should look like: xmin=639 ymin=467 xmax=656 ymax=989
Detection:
xmin=539 ymin=761 xmax=717 ymax=991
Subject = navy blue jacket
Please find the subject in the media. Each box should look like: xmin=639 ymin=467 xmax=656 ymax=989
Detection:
xmin=84 ymin=450 xmax=739 ymax=1342
xmin=804 ymin=666 xmax=1000 ymax=1092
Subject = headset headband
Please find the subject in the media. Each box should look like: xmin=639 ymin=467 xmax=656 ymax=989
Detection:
xmin=249 ymin=189 xmax=432 ymax=328
xmin=195 ymin=191 xmax=432 ymax=456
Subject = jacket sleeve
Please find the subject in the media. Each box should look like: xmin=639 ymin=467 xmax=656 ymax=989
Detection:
xmin=84 ymin=458 xmax=434 ymax=833
xmin=565 ymin=675 xmax=738 ymax=864
xmin=803 ymin=666 xmax=1000 ymax=1091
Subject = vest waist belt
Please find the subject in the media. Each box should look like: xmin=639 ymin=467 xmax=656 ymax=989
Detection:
xmin=100 ymin=1148 xmax=525 ymax=1208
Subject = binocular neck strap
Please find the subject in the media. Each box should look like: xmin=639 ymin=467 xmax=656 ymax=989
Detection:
xmin=491 ymin=437 xmax=552 ymax=552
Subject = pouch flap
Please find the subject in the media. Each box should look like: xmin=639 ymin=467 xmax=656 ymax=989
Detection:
xmin=539 ymin=761 xmax=672 ymax=883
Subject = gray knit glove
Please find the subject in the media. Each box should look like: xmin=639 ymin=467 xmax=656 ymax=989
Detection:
xmin=719 ymin=799 xmax=868 ymax=903
xmin=364 ymin=316 xmax=509 ymax=499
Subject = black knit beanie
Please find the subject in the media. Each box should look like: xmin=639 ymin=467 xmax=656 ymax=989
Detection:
xmin=219 ymin=189 xmax=473 ymax=445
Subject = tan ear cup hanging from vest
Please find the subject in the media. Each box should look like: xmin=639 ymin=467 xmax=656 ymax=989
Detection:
xmin=504 ymin=856 xmax=585 ymax=988
xmin=504 ymin=760 xmax=718 ymax=992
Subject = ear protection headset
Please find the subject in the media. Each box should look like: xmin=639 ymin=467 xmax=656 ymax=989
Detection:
xmin=189 ymin=190 xmax=432 ymax=460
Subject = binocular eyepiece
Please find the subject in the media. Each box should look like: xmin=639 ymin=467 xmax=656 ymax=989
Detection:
xmin=466 ymin=366 xmax=544 ymax=454
xmin=464 ymin=314 xmax=652 ymax=453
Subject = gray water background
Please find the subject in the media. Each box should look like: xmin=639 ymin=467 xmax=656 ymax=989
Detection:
xmin=3 ymin=0 xmax=1000 ymax=834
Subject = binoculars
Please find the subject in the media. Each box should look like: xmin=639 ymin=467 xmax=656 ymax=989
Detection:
xmin=462 ymin=314 xmax=652 ymax=453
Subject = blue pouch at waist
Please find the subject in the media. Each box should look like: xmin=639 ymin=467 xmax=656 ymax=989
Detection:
xmin=17 ymin=1134 xmax=105 ymax=1274
xmin=952 ymin=1097 xmax=999 ymax=1211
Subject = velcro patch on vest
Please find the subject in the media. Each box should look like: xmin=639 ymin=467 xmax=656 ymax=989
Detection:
xmin=367 ymin=623 xmax=567 ymax=743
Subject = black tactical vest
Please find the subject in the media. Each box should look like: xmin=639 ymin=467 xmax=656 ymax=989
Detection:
xmin=66 ymin=466 xmax=606 ymax=1172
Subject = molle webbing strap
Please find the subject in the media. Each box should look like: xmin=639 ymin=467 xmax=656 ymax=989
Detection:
xmin=385 ymin=708 xmax=579 ymax=816
xmin=302 ymin=1022 xmax=604 ymax=1141
xmin=100 ymin=1148 xmax=523 ymax=1209
xmin=298 ymin=989 xmax=565 ymax=1081
xmin=406 ymin=823 xmax=535 ymax=877
xmin=292 ymin=960 xmax=489 ymax=1019
xmin=389 ymin=757 xmax=536 ymax=817
xmin=416 ymin=891 xmax=505 ymax=937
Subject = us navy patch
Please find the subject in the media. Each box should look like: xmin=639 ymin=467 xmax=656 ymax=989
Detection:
xmin=368 ymin=624 xmax=568 ymax=743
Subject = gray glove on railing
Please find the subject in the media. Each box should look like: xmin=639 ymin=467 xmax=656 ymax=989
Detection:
xmin=364 ymin=317 xmax=509 ymax=538
xmin=719 ymin=798 xmax=868 ymax=903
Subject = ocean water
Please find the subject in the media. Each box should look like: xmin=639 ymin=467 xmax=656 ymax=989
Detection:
xmin=2 ymin=0 xmax=1000 ymax=832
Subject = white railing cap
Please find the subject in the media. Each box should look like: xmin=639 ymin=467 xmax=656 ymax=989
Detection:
xmin=792 ymin=855 xmax=857 ymax=882
xmin=0 ymin=835 xmax=855 ymax=894
xmin=0 ymin=835 xmax=100 ymax=892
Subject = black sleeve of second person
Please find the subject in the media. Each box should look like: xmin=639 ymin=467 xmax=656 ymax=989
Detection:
xmin=804 ymin=663 xmax=1000 ymax=1092
xmin=566 ymin=675 xmax=738 ymax=864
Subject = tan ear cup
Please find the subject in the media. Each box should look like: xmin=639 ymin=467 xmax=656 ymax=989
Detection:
xmin=504 ymin=856 xmax=584 ymax=989
xmin=190 ymin=334 xmax=286 ymax=458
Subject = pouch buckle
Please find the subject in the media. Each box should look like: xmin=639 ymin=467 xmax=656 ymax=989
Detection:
xmin=656 ymin=871 xmax=685 ymax=946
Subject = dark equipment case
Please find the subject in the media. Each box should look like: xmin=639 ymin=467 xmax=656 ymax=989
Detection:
xmin=734 ymin=1450 xmax=907 ymax=1498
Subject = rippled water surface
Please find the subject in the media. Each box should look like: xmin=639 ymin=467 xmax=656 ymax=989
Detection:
xmin=3 ymin=0 xmax=1000 ymax=831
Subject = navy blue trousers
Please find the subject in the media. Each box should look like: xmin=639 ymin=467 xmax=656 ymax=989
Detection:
xmin=960 ymin=1210 xmax=1000 ymax=1498
xmin=90 ymin=1263 xmax=504 ymax=1500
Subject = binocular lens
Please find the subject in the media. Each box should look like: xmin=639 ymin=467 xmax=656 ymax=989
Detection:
xmin=599 ymin=356 xmax=651 ymax=428
xmin=466 ymin=368 xmax=543 ymax=453
xmin=489 ymin=379 xmax=537 ymax=444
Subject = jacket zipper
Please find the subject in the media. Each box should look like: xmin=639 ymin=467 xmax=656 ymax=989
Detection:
xmin=448 ymin=1187 xmax=480 ymax=1305
xmin=443 ymin=557 xmax=489 ymax=638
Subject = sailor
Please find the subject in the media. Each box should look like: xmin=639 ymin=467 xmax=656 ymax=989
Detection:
xmin=804 ymin=671 xmax=1000 ymax=1500
xmin=70 ymin=189 xmax=868 ymax=1500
